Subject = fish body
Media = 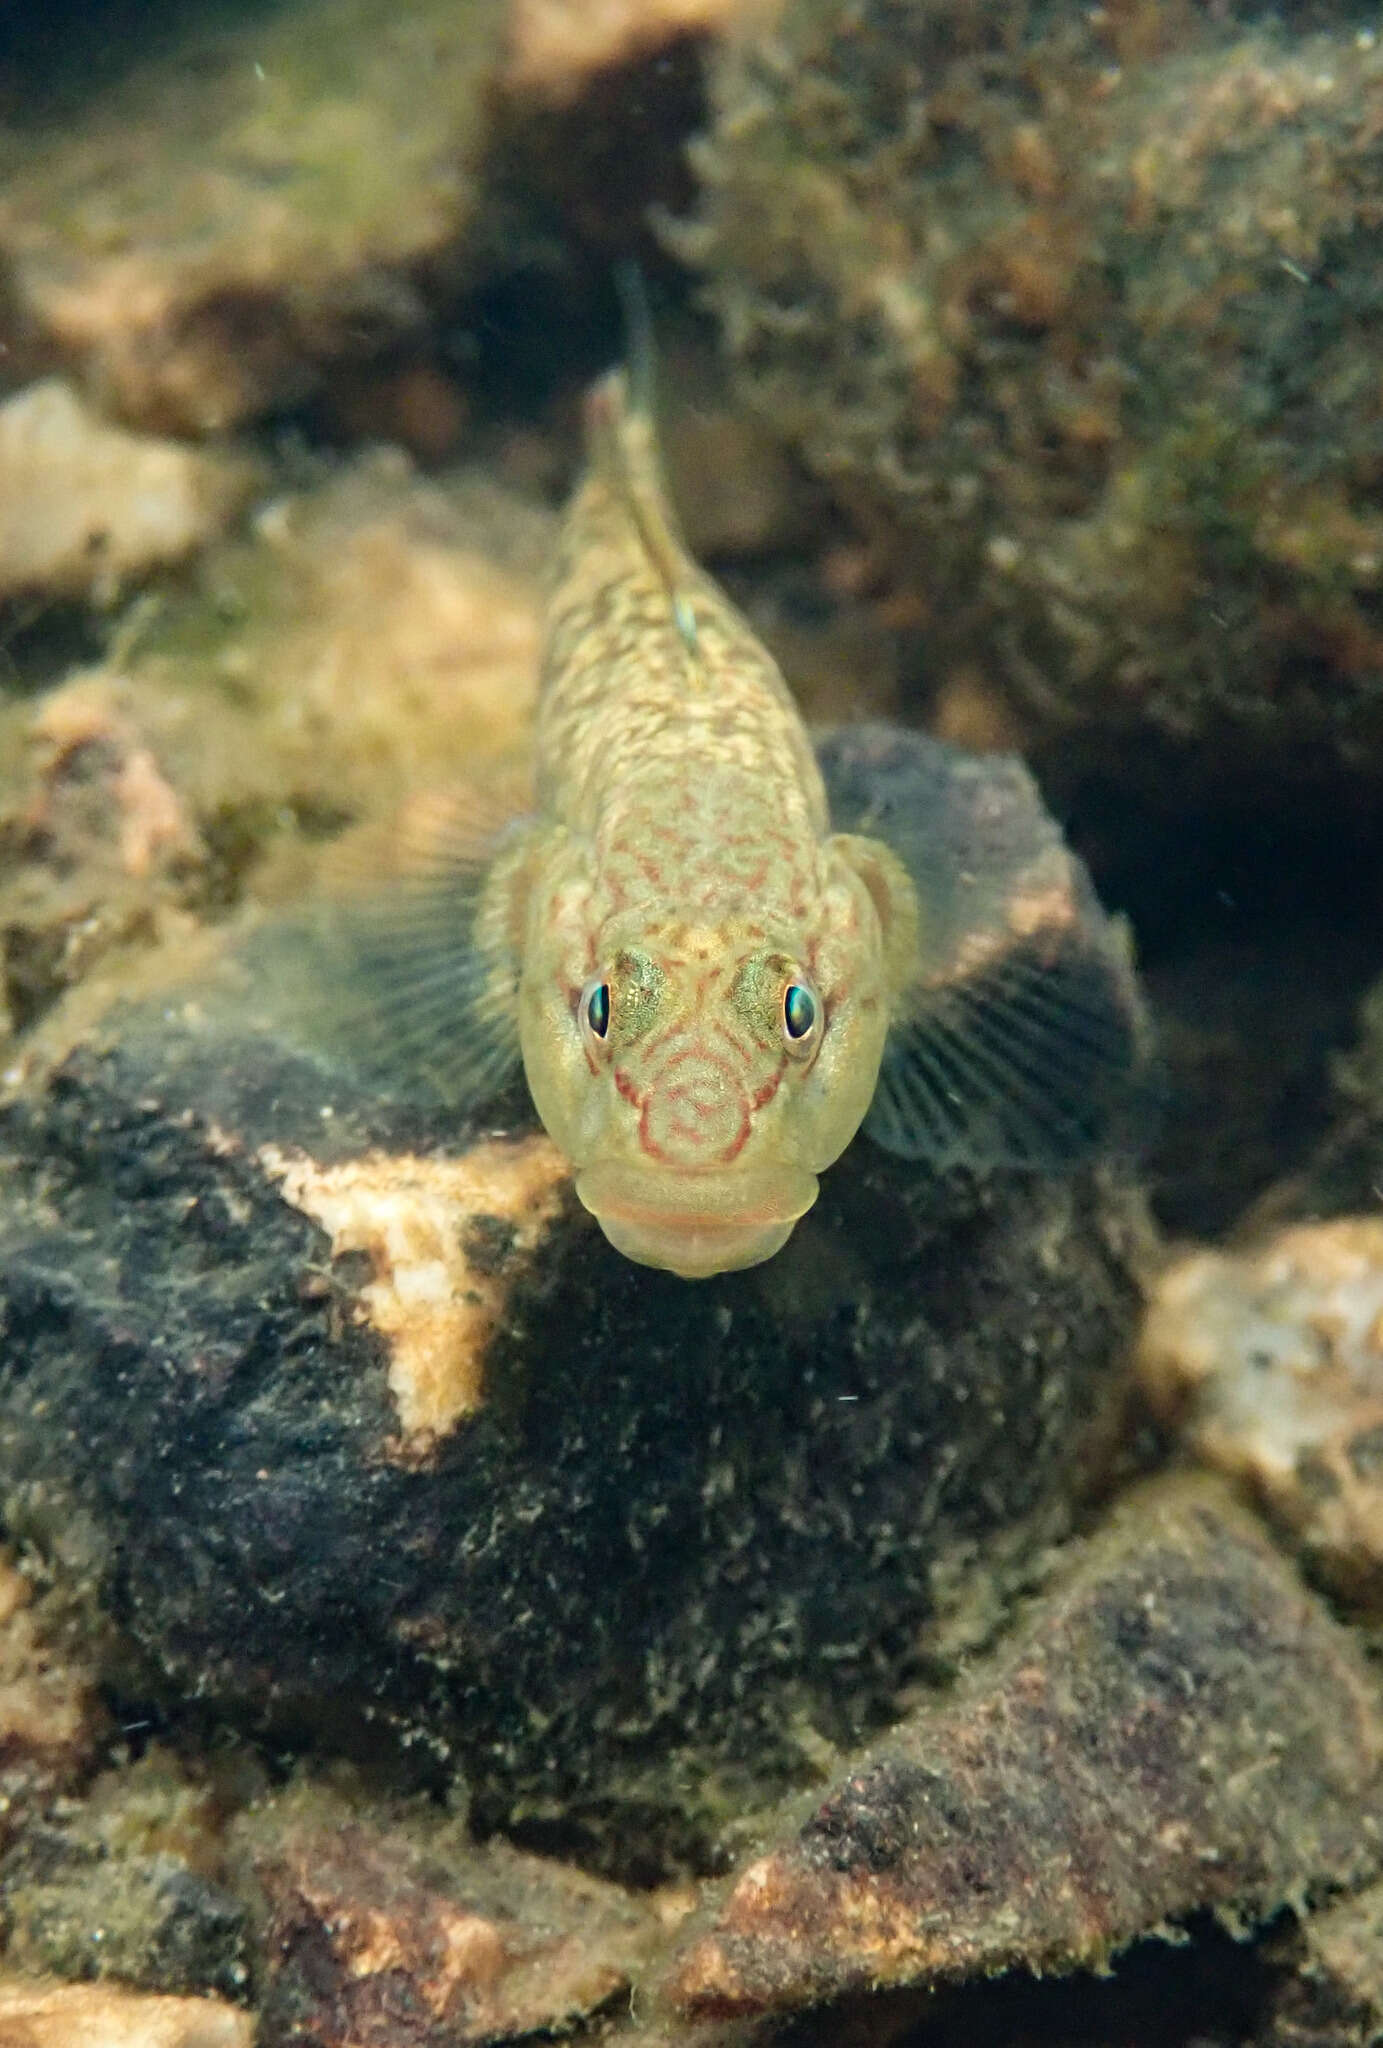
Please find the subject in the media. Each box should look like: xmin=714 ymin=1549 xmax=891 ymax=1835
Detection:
xmin=308 ymin=361 xmax=1143 ymax=1279
xmin=501 ymin=373 xmax=918 ymax=1275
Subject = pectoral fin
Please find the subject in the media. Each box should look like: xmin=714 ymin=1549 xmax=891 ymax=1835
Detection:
xmin=247 ymin=782 xmax=543 ymax=1116
xmin=818 ymin=724 xmax=1147 ymax=1170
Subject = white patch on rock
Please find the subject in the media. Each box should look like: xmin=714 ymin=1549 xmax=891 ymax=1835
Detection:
xmin=259 ymin=1137 xmax=571 ymax=1453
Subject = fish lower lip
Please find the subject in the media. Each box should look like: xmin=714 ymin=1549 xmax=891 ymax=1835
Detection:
xmin=575 ymin=1164 xmax=818 ymax=1235
xmin=574 ymin=1164 xmax=819 ymax=1278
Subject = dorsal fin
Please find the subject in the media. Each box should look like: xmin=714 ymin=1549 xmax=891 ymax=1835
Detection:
xmin=583 ymin=265 xmax=700 ymax=657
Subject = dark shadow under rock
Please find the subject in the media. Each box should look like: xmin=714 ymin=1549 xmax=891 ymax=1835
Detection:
xmin=0 ymin=1004 xmax=1149 ymax=1879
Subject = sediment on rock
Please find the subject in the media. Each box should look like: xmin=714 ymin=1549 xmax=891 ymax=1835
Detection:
xmin=665 ymin=1476 xmax=1383 ymax=2018
xmin=1140 ymin=1219 xmax=1383 ymax=1612
xmin=0 ymin=989 xmax=1148 ymax=1877
xmin=679 ymin=0 xmax=1383 ymax=767
xmin=0 ymin=0 xmax=509 ymax=435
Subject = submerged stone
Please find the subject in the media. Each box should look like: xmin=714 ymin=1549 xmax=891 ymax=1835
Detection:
xmin=0 ymin=0 xmax=508 ymax=435
xmin=680 ymin=0 xmax=1383 ymax=766
xmin=0 ymin=453 xmax=547 ymax=1074
xmin=665 ymin=1478 xmax=1383 ymax=2017
xmin=0 ymin=1979 xmax=251 ymax=2048
xmin=0 ymin=989 xmax=1146 ymax=1874
xmin=0 ymin=1748 xmax=250 ymax=2002
xmin=1140 ymin=1219 xmax=1383 ymax=1613
xmin=0 ymin=381 xmax=253 ymax=607
xmin=1264 ymin=1879 xmax=1383 ymax=2047
xmin=0 ymin=1556 xmax=100 ymax=1856
xmin=246 ymin=1795 xmax=661 ymax=2046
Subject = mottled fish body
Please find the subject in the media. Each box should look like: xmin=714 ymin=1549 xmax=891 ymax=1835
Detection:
xmin=299 ymin=357 xmax=1144 ymax=1278
xmin=500 ymin=371 xmax=924 ymax=1273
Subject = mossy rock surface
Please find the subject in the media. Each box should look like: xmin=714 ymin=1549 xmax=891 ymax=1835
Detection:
xmin=0 ymin=1002 xmax=1146 ymax=1877
xmin=682 ymin=0 xmax=1383 ymax=765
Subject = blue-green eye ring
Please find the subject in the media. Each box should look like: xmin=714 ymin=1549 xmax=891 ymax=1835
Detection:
xmin=584 ymin=980 xmax=611 ymax=1039
xmin=783 ymin=981 xmax=818 ymax=1043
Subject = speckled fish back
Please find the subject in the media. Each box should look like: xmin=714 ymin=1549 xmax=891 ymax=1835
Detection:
xmin=535 ymin=381 xmax=829 ymax=923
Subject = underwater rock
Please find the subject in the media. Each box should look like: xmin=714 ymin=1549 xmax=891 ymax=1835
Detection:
xmin=0 ymin=974 xmax=1147 ymax=1872
xmin=0 ymin=0 xmax=507 ymax=434
xmin=0 ymin=382 xmax=253 ymax=607
xmin=0 ymin=1979 xmax=252 ymax=2048
xmin=664 ymin=1477 xmax=1383 ymax=2018
xmin=504 ymin=0 xmax=760 ymax=104
xmin=319 ymin=358 xmax=472 ymax=467
xmin=0 ymin=1558 xmax=100 ymax=1853
xmin=657 ymin=335 xmax=818 ymax=564
xmin=78 ymin=456 xmax=547 ymax=837
xmin=1139 ymin=1219 xmax=1383 ymax=1612
xmin=0 ymin=455 xmax=548 ymax=1074
xmin=1263 ymin=1879 xmax=1383 ymax=2047
xmin=1 ymin=1855 xmax=248 ymax=2007
xmin=248 ymin=1796 xmax=659 ymax=2045
xmin=0 ymin=675 xmax=210 ymax=1060
xmin=0 ymin=1748 xmax=250 ymax=2002
xmin=679 ymin=1 xmax=1383 ymax=764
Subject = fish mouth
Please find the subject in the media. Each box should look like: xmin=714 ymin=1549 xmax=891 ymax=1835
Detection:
xmin=575 ymin=1162 xmax=819 ymax=1280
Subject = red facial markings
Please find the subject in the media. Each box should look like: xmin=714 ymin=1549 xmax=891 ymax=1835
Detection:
xmin=637 ymin=1041 xmax=753 ymax=1165
xmin=709 ymin=1016 xmax=753 ymax=1069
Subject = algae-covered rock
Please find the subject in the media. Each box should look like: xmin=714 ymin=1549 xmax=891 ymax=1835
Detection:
xmin=0 ymin=0 xmax=508 ymax=434
xmin=665 ymin=1477 xmax=1383 ymax=2018
xmin=1263 ymin=1879 xmax=1383 ymax=2047
xmin=0 ymin=453 xmax=548 ymax=1070
xmin=112 ymin=454 xmax=547 ymax=838
xmin=0 ymin=1750 xmax=249 ymax=2001
xmin=1140 ymin=1219 xmax=1383 ymax=1612
xmin=679 ymin=0 xmax=1383 ymax=763
xmin=242 ymin=1786 xmax=661 ymax=2045
xmin=0 ymin=981 xmax=1147 ymax=1874
xmin=0 ymin=675 xmax=211 ymax=1063
xmin=0 ymin=380 xmax=253 ymax=606
xmin=504 ymin=0 xmax=757 ymax=104
xmin=0 ymin=1556 xmax=100 ymax=1856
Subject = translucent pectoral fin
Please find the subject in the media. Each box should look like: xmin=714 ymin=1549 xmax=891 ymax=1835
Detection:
xmin=818 ymin=723 xmax=1148 ymax=1170
xmin=864 ymin=920 xmax=1145 ymax=1168
xmin=247 ymin=785 xmax=544 ymax=1116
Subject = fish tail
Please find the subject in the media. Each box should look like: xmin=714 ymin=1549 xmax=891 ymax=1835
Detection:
xmin=582 ymin=270 xmax=700 ymax=653
xmin=614 ymin=257 xmax=657 ymax=421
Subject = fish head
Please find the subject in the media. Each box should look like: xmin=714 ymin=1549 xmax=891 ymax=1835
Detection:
xmin=517 ymin=835 xmax=916 ymax=1278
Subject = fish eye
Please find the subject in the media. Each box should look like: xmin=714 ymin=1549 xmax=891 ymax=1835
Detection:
xmin=783 ymin=980 xmax=819 ymax=1046
xmin=581 ymin=978 xmax=611 ymax=1040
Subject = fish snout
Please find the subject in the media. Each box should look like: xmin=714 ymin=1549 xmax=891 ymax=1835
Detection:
xmin=637 ymin=1043 xmax=754 ymax=1168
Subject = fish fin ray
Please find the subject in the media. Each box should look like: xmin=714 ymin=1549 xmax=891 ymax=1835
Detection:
xmin=584 ymin=271 xmax=702 ymax=660
xmin=819 ymin=723 xmax=1148 ymax=1169
xmin=246 ymin=786 xmax=540 ymax=1114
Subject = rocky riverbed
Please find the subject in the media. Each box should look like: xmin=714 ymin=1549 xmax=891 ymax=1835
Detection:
xmin=1 ymin=2 xmax=1383 ymax=2044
